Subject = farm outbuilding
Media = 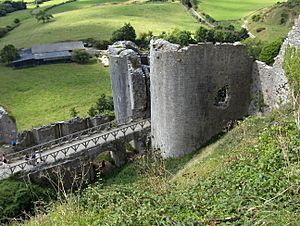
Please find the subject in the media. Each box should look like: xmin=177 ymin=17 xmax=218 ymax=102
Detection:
xmin=12 ymin=41 xmax=85 ymax=67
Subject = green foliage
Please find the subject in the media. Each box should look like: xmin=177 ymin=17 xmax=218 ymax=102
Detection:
xmin=83 ymin=38 xmax=111 ymax=50
xmin=195 ymin=26 xmax=249 ymax=43
xmin=88 ymin=94 xmax=114 ymax=117
xmin=33 ymin=9 xmax=53 ymax=23
xmin=69 ymin=107 xmax=79 ymax=118
xmin=0 ymin=179 xmax=51 ymax=223
xmin=0 ymin=44 xmax=19 ymax=64
xmin=135 ymin=31 xmax=153 ymax=49
xmin=283 ymin=46 xmax=300 ymax=128
xmin=14 ymin=18 xmax=20 ymax=24
xmin=71 ymin=49 xmax=90 ymax=64
xmin=243 ymin=38 xmax=264 ymax=59
xmin=160 ymin=29 xmax=195 ymax=47
xmin=283 ymin=46 xmax=300 ymax=93
xmin=259 ymin=39 xmax=282 ymax=65
xmin=0 ymin=1 xmax=26 ymax=17
xmin=111 ymin=23 xmax=136 ymax=42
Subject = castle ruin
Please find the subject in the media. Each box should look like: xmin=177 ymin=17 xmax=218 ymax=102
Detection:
xmin=108 ymin=16 xmax=300 ymax=158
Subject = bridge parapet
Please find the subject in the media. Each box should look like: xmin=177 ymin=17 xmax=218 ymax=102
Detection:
xmin=0 ymin=118 xmax=151 ymax=180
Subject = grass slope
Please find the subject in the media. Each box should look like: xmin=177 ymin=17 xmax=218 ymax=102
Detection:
xmin=25 ymin=106 xmax=300 ymax=225
xmin=0 ymin=2 xmax=198 ymax=49
xmin=0 ymin=59 xmax=111 ymax=130
xmin=198 ymin=0 xmax=284 ymax=21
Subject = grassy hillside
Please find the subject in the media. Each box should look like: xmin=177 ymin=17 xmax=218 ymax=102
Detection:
xmin=24 ymin=106 xmax=300 ymax=225
xmin=197 ymin=0 xmax=283 ymax=21
xmin=247 ymin=1 xmax=300 ymax=41
xmin=0 ymin=59 xmax=111 ymax=130
xmin=0 ymin=1 xmax=198 ymax=49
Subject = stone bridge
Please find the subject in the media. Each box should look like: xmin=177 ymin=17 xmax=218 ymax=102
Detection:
xmin=0 ymin=118 xmax=150 ymax=186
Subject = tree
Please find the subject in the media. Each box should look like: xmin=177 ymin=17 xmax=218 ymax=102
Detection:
xmin=195 ymin=26 xmax=209 ymax=42
xmin=71 ymin=49 xmax=90 ymax=64
xmin=111 ymin=23 xmax=136 ymax=42
xmin=0 ymin=44 xmax=19 ymax=64
xmin=164 ymin=29 xmax=194 ymax=47
xmin=34 ymin=9 xmax=53 ymax=23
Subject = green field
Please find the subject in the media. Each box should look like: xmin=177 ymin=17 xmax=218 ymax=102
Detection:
xmin=0 ymin=59 xmax=111 ymax=130
xmin=0 ymin=1 xmax=198 ymax=49
xmin=198 ymin=0 xmax=285 ymax=20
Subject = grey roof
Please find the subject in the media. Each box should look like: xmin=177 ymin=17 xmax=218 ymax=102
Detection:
xmin=31 ymin=41 xmax=84 ymax=54
xmin=34 ymin=51 xmax=71 ymax=60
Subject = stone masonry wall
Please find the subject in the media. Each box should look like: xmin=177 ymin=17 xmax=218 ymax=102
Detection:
xmin=15 ymin=115 xmax=111 ymax=150
xmin=0 ymin=106 xmax=17 ymax=144
xmin=108 ymin=41 xmax=150 ymax=125
xmin=150 ymin=40 xmax=253 ymax=157
xmin=250 ymin=16 xmax=300 ymax=113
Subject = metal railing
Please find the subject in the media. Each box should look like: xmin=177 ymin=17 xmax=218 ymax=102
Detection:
xmin=7 ymin=120 xmax=115 ymax=161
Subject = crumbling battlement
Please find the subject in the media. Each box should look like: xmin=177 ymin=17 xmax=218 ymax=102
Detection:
xmin=108 ymin=41 xmax=150 ymax=125
xmin=150 ymin=40 xmax=253 ymax=157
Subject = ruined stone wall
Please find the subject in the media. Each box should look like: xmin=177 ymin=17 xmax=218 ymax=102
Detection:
xmin=250 ymin=16 xmax=300 ymax=113
xmin=150 ymin=40 xmax=253 ymax=157
xmin=0 ymin=106 xmax=17 ymax=144
xmin=108 ymin=41 xmax=150 ymax=125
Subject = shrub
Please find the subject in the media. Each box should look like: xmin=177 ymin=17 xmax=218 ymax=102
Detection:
xmin=88 ymin=94 xmax=114 ymax=117
xmin=71 ymin=49 xmax=90 ymax=64
xmin=0 ymin=44 xmax=19 ymax=64
xmin=111 ymin=23 xmax=136 ymax=42
xmin=14 ymin=18 xmax=20 ymax=23
xmin=243 ymin=38 xmax=264 ymax=60
xmin=0 ymin=27 xmax=8 ymax=38
xmin=34 ymin=10 xmax=53 ymax=23
xmin=0 ymin=179 xmax=51 ymax=223
xmin=259 ymin=39 xmax=283 ymax=65
xmin=256 ymin=27 xmax=266 ymax=33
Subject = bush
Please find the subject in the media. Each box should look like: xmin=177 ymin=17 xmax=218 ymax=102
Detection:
xmin=243 ymin=38 xmax=264 ymax=60
xmin=14 ymin=18 xmax=20 ymax=24
xmin=0 ymin=27 xmax=8 ymax=38
xmin=256 ymin=27 xmax=266 ymax=33
xmin=0 ymin=44 xmax=19 ymax=64
xmin=259 ymin=39 xmax=283 ymax=65
xmin=88 ymin=94 xmax=114 ymax=117
xmin=71 ymin=49 xmax=90 ymax=64
xmin=0 ymin=1 xmax=26 ymax=17
xmin=111 ymin=23 xmax=136 ymax=42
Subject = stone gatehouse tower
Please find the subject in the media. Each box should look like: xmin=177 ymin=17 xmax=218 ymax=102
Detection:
xmin=150 ymin=40 xmax=253 ymax=157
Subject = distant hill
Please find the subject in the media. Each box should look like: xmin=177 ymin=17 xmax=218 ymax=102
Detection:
xmin=247 ymin=0 xmax=300 ymax=41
